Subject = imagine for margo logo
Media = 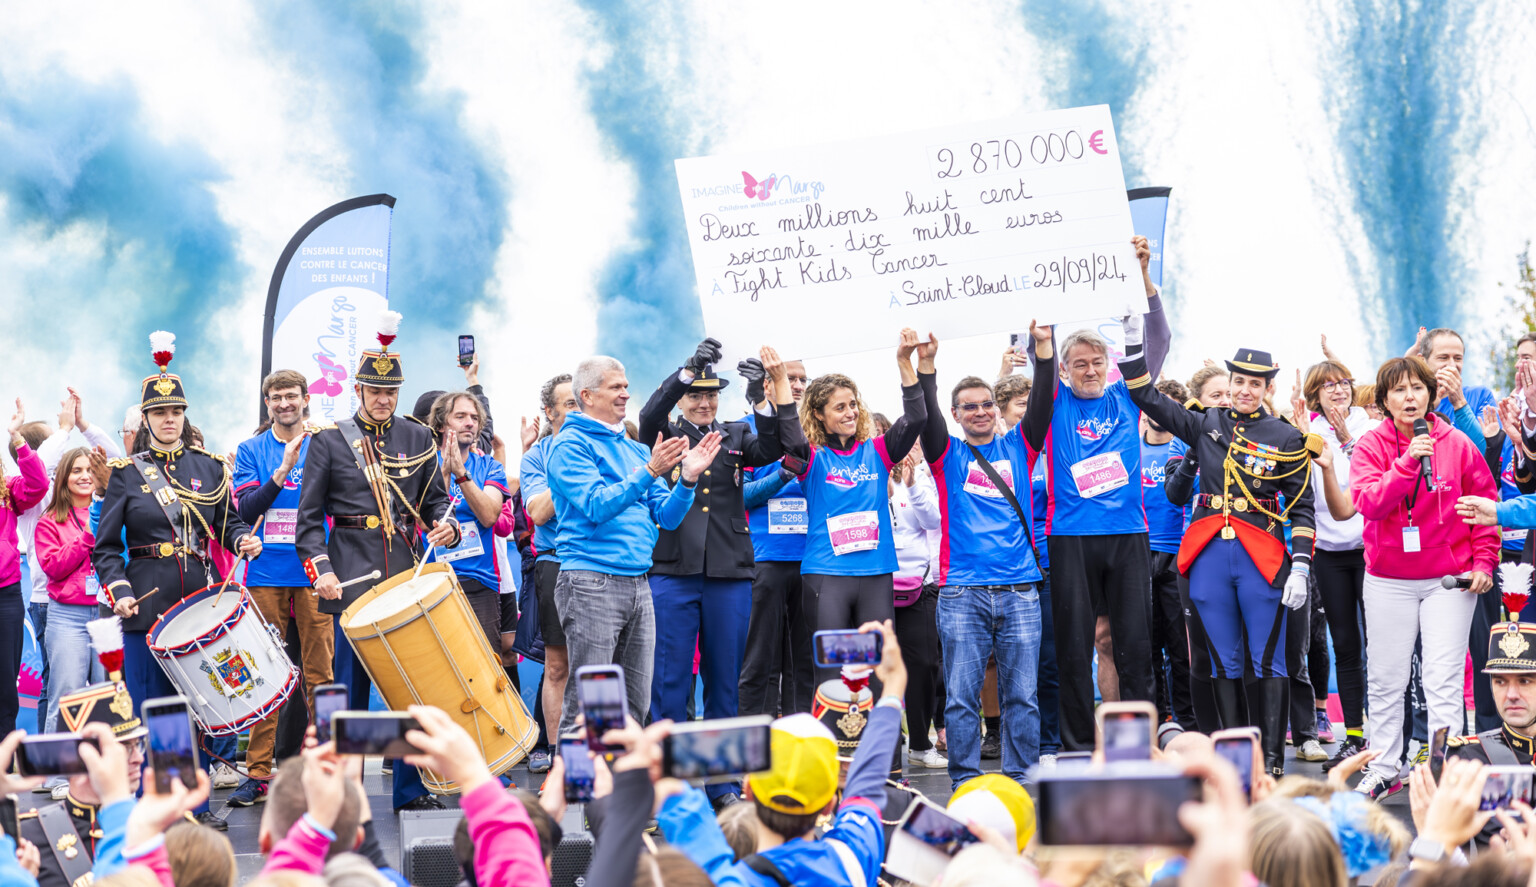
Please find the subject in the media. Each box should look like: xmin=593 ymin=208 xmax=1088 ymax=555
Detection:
xmin=312 ymin=353 xmax=348 ymax=397
xmin=742 ymin=171 xmax=776 ymax=201
xmin=737 ymin=171 xmax=826 ymax=203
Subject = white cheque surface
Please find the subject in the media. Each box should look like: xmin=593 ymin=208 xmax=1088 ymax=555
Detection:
xmin=675 ymin=104 xmax=1145 ymax=363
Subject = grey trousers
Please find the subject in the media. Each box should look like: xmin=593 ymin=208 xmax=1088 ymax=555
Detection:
xmin=556 ymin=569 xmax=656 ymax=737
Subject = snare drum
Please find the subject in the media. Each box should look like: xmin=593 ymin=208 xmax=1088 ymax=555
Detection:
xmin=147 ymin=585 xmax=299 ymax=736
xmin=341 ymin=563 xmax=536 ymax=793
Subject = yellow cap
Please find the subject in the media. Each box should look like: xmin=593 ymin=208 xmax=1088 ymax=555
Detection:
xmin=746 ymin=714 xmax=839 ymax=815
xmin=947 ymin=774 xmax=1036 ymax=851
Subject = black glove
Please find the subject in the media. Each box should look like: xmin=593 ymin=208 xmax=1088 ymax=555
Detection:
xmin=738 ymin=358 xmax=766 ymax=404
xmin=685 ymin=337 xmax=724 ymax=373
xmin=1177 ymin=450 xmax=1199 ymax=475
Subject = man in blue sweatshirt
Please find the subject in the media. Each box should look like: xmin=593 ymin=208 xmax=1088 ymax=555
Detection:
xmin=658 ymin=619 xmax=905 ymax=887
xmin=548 ymin=355 xmax=721 ymax=736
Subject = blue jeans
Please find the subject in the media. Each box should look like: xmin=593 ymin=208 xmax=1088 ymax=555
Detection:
xmin=938 ymin=583 xmax=1041 ymax=787
xmin=28 ymin=600 xmax=49 ymax=734
xmin=1036 ymin=576 xmax=1061 ymax=756
xmin=44 ymin=602 xmax=105 ymax=732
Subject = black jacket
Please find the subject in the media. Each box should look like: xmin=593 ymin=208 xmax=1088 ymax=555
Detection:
xmin=637 ymin=373 xmax=802 ymax=578
xmin=295 ymin=412 xmax=459 ymax=614
xmin=92 ymin=442 xmax=252 ymax=632
xmin=20 ymin=794 xmax=100 ymax=887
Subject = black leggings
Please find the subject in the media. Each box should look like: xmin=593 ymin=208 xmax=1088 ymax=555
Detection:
xmin=1313 ymin=548 xmax=1366 ymax=731
xmin=805 ymin=573 xmax=896 ymax=633
xmin=894 ymin=586 xmax=943 ymax=751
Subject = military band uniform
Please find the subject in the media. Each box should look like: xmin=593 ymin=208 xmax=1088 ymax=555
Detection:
xmin=1119 ymin=347 xmax=1318 ymax=776
xmin=21 ymin=791 xmax=107 ymax=887
xmin=293 ymin=333 xmax=458 ymax=811
xmin=637 ymin=363 xmax=798 ymax=806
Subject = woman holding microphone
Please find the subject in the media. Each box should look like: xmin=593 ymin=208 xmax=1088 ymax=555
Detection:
xmin=1349 ymin=356 xmax=1498 ymax=800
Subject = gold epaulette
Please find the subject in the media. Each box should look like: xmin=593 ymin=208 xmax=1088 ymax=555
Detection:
xmin=404 ymin=414 xmax=430 ymax=428
xmin=190 ymin=446 xmax=225 ymax=463
xmin=306 ymin=423 xmax=335 ymax=434
xmin=18 ymin=810 xmax=39 ymax=821
xmin=107 ymin=457 xmax=131 ymax=469
xmin=1184 ymin=398 xmax=1208 ymax=413
xmin=1447 ymin=734 xmax=1480 ymax=748
xmin=1304 ymin=433 xmax=1325 ymax=457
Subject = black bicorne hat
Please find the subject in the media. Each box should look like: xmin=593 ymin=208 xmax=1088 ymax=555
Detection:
xmin=1225 ymin=348 xmax=1280 ymax=380
xmin=140 ymin=331 xmax=189 ymax=410
xmin=355 ymin=310 xmax=405 ymax=388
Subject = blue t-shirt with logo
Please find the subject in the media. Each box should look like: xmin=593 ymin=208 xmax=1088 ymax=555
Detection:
xmin=929 ymin=429 xmax=1043 ymax=586
xmin=1140 ymin=437 xmax=1184 ymax=554
xmin=1501 ymin=436 xmax=1528 ymax=553
xmin=798 ymin=439 xmax=897 ymax=576
xmin=433 ymin=450 xmax=510 ymax=589
xmin=519 ymin=436 xmax=560 ymax=563
xmin=742 ymin=413 xmax=807 ymax=562
xmin=233 ymin=430 xmax=312 ymax=587
xmin=1044 ymin=381 xmax=1148 ymax=535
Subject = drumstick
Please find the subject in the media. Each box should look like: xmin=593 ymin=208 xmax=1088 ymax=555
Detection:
xmin=310 ymin=570 xmax=382 ymax=597
xmin=124 ymin=587 xmax=160 ymax=614
xmin=214 ymin=516 xmax=263 ymax=605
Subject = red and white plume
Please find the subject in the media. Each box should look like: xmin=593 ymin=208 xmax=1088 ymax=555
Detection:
xmin=87 ymin=615 xmax=126 ymax=681
xmin=149 ymin=330 xmax=176 ymax=373
xmin=376 ymin=310 xmax=402 ymax=349
xmin=1500 ymin=561 xmax=1535 ymax=618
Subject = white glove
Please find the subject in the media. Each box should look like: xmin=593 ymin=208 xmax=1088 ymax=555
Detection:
xmin=1120 ymin=311 xmax=1145 ymax=347
xmin=1282 ymin=565 xmax=1309 ymax=610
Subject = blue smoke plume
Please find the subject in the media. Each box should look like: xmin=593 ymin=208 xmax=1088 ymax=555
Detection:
xmin=256 ymin=0 xmax=507 ymax=390
xmin=0 ymin=70 xmax=244 ymax=400
xmin=574 ymin=0 xmax=706 ymax=383
xmin=1317 ymin=1 xmax=1486 ymax=355
xmin=1016 ymin=1 xmax=1151 ymax=185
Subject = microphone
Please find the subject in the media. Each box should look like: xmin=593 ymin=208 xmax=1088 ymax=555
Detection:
xmin=1441 ymin=575 xmax=1473 ymax=590
xmin=1412 ymin=417 xmax=1432 ymax=479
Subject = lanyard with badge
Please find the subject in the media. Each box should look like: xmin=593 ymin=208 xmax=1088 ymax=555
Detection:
xmin=1396 ymin=434 xmax=1430 ymax=554
xmin=70 ymin=509 xmax=101 ymax=598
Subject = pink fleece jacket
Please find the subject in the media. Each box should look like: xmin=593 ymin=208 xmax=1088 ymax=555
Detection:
xmin=35 ymin=506 xmax=98 ymax=605
xmin=122 ymin=840 xmax=175 ymax=887
xmin=260 ymin=813 xmax=336 ymax=876
xmin=462 ymin=778 xmax=550 ymax=887
xmin=1349 ymin=412 xmax=1498 ymax=579
xmin=1 ymin=443 xmax=48 ymax=587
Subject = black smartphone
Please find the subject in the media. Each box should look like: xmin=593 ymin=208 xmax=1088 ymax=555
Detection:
xmin=458 ymin=335 xmax=475 ymax=368
xmin=812 ymin=629 xmax=882 ymax=668
xmin=0 ymin=794 xmax=18 ymax=844
xmin=662 ymin=715 xmax=773 ymax=782
xmin=144 ymin=695 xmax=200 ymax=793
xmin=1429 ymin=725 xmax=1449 ymax=777
xmin=314 ymin=683 xmax=349 ymax=745
xmin=577 ymin=665 xmax=629 ymax=753
xmin=779 ymin=453 xmax=808 ymax=476
xmin=1037 ymin=770 xmax=1203 ymax=846
xmin=333 ymin=712 xmax=423 ymax=758
xmin=15 ymin=734 xmax=98 ymax=777
xmin=561 ymin=736 xmax=595 ymax=804
xmin=1212 ymin=728 xmax=1260 ymax=803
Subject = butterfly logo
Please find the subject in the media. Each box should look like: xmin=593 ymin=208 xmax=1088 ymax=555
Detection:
xmin=742 ymin=171 xmax=776 ymax=201
xmin=311 ymin=353 xmax=348 ymax=397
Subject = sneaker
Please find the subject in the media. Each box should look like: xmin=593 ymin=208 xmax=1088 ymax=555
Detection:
xmin=1353 ymin=769 xmax=1401 ymax=800
xmin=380 ymin=761 xmax=393 ymax=776
xmin=908 ymin=748 xmax=948 ymax=769
xmin=1038 ymin=753 xmax=1058 ymax=771
xmin=195 ymin=811 xmax=230 ymax=831
xmin=1296 ymin=739 xmax=1328 ymax=762
xmin=980 ymin=731 xmax=1002 ymax=760
xmin=1321 ymin=736 xmax=1366 ymax=773
xmin=528 ymin=749 xmax=552 ymax=774
xmin=1315 ymin=709 xmax=1336 ymax=743
xmin=35 ymin=777 xmax=65 ymax=795
xmin=228 ymin=778 xmax=267 ymax=807
xmin=50 ymin=783 xmax=69 ymax=801
xmin=211 ymin=764 xmax=239 ymax=789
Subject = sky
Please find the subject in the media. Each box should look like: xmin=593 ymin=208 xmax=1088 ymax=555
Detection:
xmin=3 ymin=0 xmax=1536 ymax=457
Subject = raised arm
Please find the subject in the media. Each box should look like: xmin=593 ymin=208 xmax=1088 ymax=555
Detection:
xmin=878 ymin=329 xmax=929 ymax=465
xmin=1117 ymin=347 xmax=1203 ymax=445
xmin=1021 ymin=319 xmax=1056 ymax=452
xmin=1134 ymin=235 xmax=1171 ymax=380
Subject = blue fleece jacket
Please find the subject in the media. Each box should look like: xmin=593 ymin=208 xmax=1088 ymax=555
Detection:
xmin=547 ymin=411 xmax=696 ymax=576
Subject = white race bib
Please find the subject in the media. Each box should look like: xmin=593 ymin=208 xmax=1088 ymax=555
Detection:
xmin=264 ymin=508 xmax=298 ymax=545
xmin=827 ymin=511 xmax=880 ymax=555
xmin=436 ymin=523 xmax=486 ymax=563
xmin=767 ymin=497 xmax=809 ymax=535
xmin=963 ymin=459 xmax=1013 ymax=498
xmin=1070 ymin=452 xmax=1130 ymax=499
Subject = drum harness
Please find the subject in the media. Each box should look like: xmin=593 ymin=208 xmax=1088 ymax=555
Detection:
xmin=337 ymin=418 xmax=441 ymax=573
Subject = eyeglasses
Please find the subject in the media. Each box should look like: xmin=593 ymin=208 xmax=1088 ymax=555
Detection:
xmin=957 ymin=401 xmax=997 ymax=414
xmin=1321 ymin=379 xmax=1354 ymax=392
xmin=265 ymin=393 xmax=306 ymax=404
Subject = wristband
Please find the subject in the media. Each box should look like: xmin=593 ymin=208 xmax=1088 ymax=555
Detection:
xmin=680 ymin=476 xmax=697 ymax=489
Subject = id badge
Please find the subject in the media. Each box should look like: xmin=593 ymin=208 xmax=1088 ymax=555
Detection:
xmin=436 ymin=523 xmax=486 ymax=563
xmin=1403 ymin=526 xmax=1421 ymax=553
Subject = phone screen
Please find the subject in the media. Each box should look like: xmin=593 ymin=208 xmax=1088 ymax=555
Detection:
xmin=1429 ymin=725 xmax=1449 ymax=776
xmin=16 ymin=735 xmax=94 ymax=777
xmin=813 ymin=630 xmax=882 ymax=667
xmin=1100 ymin=711 xmax=1153 ymax=763
xmin=314 ymin=685 xmax=348 ymax=745
xmin=579 ymin=669 xmax=628 ymax=752
xmin=334 ymin=714 xmax=422 ymax=758
xmin=145 ymin=700 xmax=199 ymax=792
xmin=1481 ymin=766 xmax=1536 ymax=811
xmin=0 ymin=795 xmax=18 ymax=843
xmin=663 ymin=719 xmax=772 ymax=782
xmin=561 ymin=738 xmax=595 ymax=803
xmin=458 ymin=335 xmax=475 ymax=367
xmin=900 ymin=801 xmax=979 ymax=857
xmin=1214 ymin=737 xmax=1255 ymax=801
xmin=1037 ymin=773 xmax=1202 ymax=846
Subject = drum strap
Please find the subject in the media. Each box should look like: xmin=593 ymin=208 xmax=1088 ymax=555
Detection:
xmin=1478 ymin=729 xmax=1521 ymax=765
xmin=337 ymin=419 xmax=396 ymax=535
xmin=37 ymin=803 xmax=94 ymax=887
xmin=131 ymin=454 xmax=185 ymax=548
